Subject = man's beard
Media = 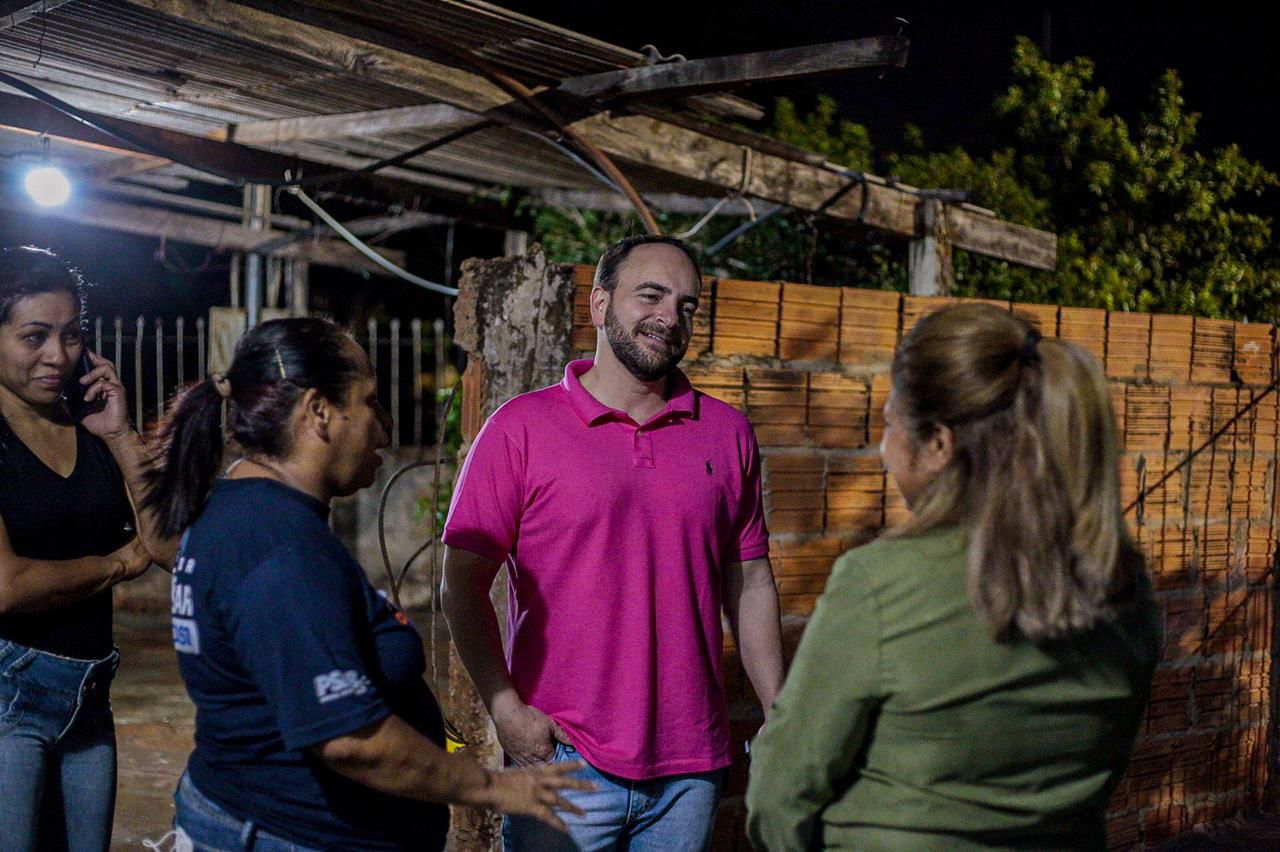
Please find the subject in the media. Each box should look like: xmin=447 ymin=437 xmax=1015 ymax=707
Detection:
xmin=604 ymin=303 xmax=688 ymax=382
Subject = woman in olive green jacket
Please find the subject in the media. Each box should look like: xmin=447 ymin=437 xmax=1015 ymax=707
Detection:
xmin=746 ymin=304 xmax=1160 ymax=851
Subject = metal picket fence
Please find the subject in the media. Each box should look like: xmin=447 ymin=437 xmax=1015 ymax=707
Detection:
xmin=88 ymin=315 xmax=453 ymax=448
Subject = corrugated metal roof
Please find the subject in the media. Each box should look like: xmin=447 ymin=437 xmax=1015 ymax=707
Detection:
xmin=0 ymin=0 xmax=764 ymax=203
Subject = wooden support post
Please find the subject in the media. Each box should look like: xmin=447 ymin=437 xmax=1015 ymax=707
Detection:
xmin=243 ymin=184 xmax=270 ymax=328
xmin=908 ymin=199 xmax=953 ymax=296
xmin=503 ymin=230 xmax=529 ymax=257
xmin=448 ymin=247 xmax=576 ymax=851
xmin=287 ymin=260 xmax=310 ymax=317
xmin=229 ymin=252 xmax=241 ymax=308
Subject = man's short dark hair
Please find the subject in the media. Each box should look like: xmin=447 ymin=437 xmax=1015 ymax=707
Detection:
xmin=593 ymin=235 xmax=702 ymax=294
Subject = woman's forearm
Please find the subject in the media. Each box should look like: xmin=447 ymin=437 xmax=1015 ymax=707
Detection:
xmin=0 ymin=544 xmax=141 ymax=614
xmin=313 ymin=714 xmax=494 ymax=805
xmin=103 ymin=429 xmax=178 ymax=569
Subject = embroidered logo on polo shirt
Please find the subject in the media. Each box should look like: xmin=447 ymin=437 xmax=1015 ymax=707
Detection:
xmin=313 ymin=670 xmax=372 ymax=704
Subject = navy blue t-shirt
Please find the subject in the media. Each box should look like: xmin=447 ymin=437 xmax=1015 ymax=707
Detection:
xmin=172 ymin=478 xmax=448 ymax=851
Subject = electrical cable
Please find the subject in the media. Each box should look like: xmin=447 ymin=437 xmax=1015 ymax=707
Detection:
xmin=287 ymin=186 xmax=459 ymax=296
xmin=511 ymin=127 xmax=620 ymax=194
xmin=387 ymin=32 xmax=661 ymax=235
xmin=702 ymin=203 xmax=784 ymax=257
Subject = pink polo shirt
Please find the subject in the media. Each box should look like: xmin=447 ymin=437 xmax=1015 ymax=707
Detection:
xmin=443 ymin=360 xmax=769 ymax=779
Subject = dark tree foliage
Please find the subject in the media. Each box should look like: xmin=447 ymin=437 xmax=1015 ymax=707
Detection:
xmin=530 ymin=38 xmax=1280 ymax=320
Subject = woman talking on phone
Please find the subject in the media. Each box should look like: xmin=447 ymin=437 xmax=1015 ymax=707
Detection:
xmin=0 ymin=246 xmax=164 ymax=851
xmin=144 ymin=317 xmax=589 ymax=851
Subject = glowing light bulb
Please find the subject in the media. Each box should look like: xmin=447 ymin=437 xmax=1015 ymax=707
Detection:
xmin=24 ymin=165 xmax=72 ymax=207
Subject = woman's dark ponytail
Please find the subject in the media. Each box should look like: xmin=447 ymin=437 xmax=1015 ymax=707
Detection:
xmin=143 ymin=379 xmax=227 ymax=539
xmin=143 ymin=317 xmax=365 ymax=538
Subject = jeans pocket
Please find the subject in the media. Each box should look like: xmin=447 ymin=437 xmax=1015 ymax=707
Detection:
xmin=530 ymin=740 xmax=562 ymax=766
xmin=0 ymin=674 xmax=33 ymax=736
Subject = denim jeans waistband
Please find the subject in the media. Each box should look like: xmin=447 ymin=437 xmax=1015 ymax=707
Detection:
xmin=0 ymin=638 xmax=119 ymax=703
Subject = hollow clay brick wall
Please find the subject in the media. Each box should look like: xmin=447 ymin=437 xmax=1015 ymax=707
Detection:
xmin=571 ymin=266 xmax=1277 ymax=849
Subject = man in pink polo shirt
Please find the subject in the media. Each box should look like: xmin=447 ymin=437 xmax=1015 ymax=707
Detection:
xmin=442 ymin=235 xmax=784 ymax=850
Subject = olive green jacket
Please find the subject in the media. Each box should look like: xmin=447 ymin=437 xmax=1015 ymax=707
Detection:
xmin=746 ymin=526 xmax=1160 ymax=851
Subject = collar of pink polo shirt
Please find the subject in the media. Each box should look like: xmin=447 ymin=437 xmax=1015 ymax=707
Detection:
xmin=561 ymin=359 xmax=696 ymax=427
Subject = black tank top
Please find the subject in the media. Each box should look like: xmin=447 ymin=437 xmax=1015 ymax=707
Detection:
xmin=0 ymin=424 xmax=135 ymax=659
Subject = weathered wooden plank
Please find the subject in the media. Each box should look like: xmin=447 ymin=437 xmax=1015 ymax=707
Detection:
xmin=573 ymin=111 xmax=919 ymax=237
xmin=945 ymin=206 xmax=1057 ymax=271
xmin=227 ymin=103 xmax=479 ymax=145
xmin=0 ymin=93 xmax=491 ymax=199
xmin=0 ymin=189 xmax=406 ymax=272
xmin=81 ymin=154 xmax=172 ymax=184
xmin=558 ymin=36 xmax=910 ymax=101
xmin=534 ymin=188 xmax=760 ymax=215
xmin=0 ymin=0 xmax=75 ymax=30
xmin=0 ymin=92 xmax=310 ymax=185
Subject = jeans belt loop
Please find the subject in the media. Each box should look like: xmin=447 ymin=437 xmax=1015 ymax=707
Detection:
xmin=239 ymin=819 xmax=257 ymax=849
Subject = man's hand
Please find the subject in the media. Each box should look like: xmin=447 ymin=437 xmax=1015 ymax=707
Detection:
xmin=492 ymin=696 xmax=570 ymax=767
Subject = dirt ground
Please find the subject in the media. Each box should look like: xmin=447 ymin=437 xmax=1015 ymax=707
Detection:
xmin=110 ymin=611 xmax=194 ymax=849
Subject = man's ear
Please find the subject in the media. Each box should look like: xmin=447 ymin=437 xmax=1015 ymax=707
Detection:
xmin=588 ymin=286 xmax=609 ymax=328
xmin=920 ymin=422 xmax=955 ymax=477
xmin=300 ymin=387 xmax=332 ymax=441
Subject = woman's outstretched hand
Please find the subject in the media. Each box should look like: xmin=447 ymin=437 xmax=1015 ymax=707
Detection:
xmin=483 ymin=760 xmax=594 ymax=832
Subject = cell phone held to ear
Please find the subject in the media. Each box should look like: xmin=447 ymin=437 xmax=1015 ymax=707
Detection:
xmin=64 ymin=350 xmax=98 ymax=421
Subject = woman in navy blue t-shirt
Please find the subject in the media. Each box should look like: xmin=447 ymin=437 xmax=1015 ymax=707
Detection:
xmin=145 ymin=318 xmax=588 ymax=851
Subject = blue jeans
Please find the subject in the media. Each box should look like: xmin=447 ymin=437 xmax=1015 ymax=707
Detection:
xmin=503 ymin=742 xmax=724 ymax=852
xmin=174 ymin=772 xmax=321 ymax=852
xmin=0 ymin=639 xmax=119 ymax=852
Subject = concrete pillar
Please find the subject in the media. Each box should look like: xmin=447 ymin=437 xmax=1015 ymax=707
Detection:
xmin=448 ymin=246 xmax=575 ymax=850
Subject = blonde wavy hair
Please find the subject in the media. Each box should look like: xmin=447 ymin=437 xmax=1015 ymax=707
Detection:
xmin=889 ymin=303 xmax=1144 ymax=642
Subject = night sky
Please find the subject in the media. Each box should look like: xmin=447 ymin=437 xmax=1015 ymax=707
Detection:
xmin=506 ymin=1 xmax=1280 ymax=175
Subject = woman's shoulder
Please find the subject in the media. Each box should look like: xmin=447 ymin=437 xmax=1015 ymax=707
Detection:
xmin=835 ymin=526 xmax=966 ymax=577
xmin=190 ymin=480 xmax=336 ymax=556
xmin=825 ymin=526 xmax=969 ymax=618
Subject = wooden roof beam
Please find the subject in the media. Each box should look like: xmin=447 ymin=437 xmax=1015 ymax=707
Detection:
xmin=558 ymin=36 xmax=910 ymax=101
xmin=227 ymin=103 xmax=478 ymax=145
xmin=0 ymin=92 xmax=309 ymax=185
xmin=81 ymin=154 xmax=172 ymax=184
xmin=534 ymin=188 xmax=762 ymax=216
xmin=0 ymin=187 xmax=407 ymax=274
xmin=0 ymin=0 xmax=74 ymax=30
xmin=0 ymin=92 xmax=494 ymax=202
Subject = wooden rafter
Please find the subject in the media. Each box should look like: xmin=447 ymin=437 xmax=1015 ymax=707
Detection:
xmin=558 ymin=36 xmax=910 ymax=101
xmin=0 ymin=0 xmax=74 ymax=30
xmin=0 ymin=92 xmax=495 ymax=201
xmin=81 ymin=154 xmax=172 ymax=184
xmin=535 ymin=188 xmax=763 ymax=216
xmin=228 ymin=103 xmax=478 ymax=145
